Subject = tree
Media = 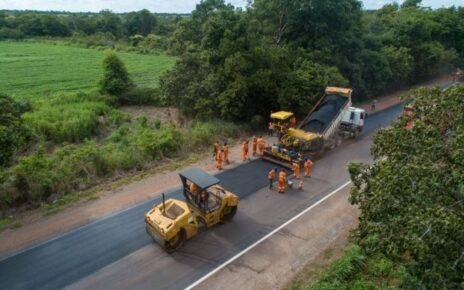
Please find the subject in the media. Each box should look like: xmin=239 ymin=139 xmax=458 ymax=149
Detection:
xmin=278 ymin=59 xmax=348 ymax=116
xmin=41 ymin=15 xmax=70 ymax=37
xmin=401 ymin=0 xmax=422 ymax=9
xmin=0 ymin=94 xmax=31 ymax=167
xmin=96 ymin=10 xmax=123 ymax=37
xmin=349 ymin=86 xmax=464 ymax=288
xmin=126 ymin=9 xmax=157 ymax=36
xmin=381 ymin=46 xmax=414 ymax=85
xmin=99 ymin=51 xmax=133 ymax=97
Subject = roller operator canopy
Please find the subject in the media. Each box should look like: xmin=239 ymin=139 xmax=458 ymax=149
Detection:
xmin=179 ymin=168 xmax=219 ymax=189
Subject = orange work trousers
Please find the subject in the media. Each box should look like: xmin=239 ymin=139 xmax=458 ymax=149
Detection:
xmin=305 ymin=167 xmax=311 ymax=177
xmin=278 ymin=178 xmax=286 ymax=193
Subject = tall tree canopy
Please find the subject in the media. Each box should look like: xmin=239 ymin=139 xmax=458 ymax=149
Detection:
xmin=349 ymin=86 xmax=464 ymax=288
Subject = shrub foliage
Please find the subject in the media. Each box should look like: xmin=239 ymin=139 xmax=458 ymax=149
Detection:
xmin=99 ymin=51 xmax=134 ymax=97
xmin=346 ymin=85 xmax=464 ymax=288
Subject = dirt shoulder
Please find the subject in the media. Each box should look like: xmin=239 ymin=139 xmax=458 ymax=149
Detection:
xmin=0 ymin=76 xmax=450 ymax=258
xmin=195 ymin=185 xmax=358 ymax=290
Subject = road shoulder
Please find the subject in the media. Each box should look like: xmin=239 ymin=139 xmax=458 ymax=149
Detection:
xmin=191 ymin=185 xmax=358 ymax=290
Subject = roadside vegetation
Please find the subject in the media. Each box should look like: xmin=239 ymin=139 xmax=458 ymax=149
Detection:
xmin=305 ymin=86 xmax=464 ymax=289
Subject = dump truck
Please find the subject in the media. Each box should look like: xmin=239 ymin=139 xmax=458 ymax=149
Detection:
xmin=144 ymin=168 xmax=239 ymax=253
xmin=263 ymin=87 xmax=366 ymax=168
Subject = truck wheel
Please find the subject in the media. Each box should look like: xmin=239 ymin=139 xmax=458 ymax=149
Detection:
xmin=222 ymin=206 xmax=237 ymax=221
xmin=165 ymin=229 xmax=186 ymax=253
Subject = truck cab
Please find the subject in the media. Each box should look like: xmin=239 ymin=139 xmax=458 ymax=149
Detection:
xmin=340 ymin=107 xmax=366 ymax=135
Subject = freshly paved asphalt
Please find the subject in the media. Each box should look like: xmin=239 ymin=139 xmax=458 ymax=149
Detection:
xmin=0 ymin=104 xmax=403 ymax=290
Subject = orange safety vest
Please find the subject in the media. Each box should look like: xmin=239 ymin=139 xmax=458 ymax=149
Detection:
xmin=305 ymin=160 xmax=313 ymax=169
xmin=216 ymin=150 xmax=223 ymax=162
xmin=190 ymin=183 xmax=198 ymax=196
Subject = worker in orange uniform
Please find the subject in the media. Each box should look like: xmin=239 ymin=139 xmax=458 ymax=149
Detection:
xmin=190 ymin=182 xmax=198 ymax=202
xmin=268 ymin=167 xmax=277 ymax=189
xmin=242 ymin=139 xmax=249 ymax=161
xmin=290 ymin=116 xmax=297 ymax=128
xmin=304 ymin=158 xmax=313 ymax=177
xmin=216 ymin=149 xmax=224 ymax=170
xmin=213 ymin=141 xmax=220 ymax=161
xmin=292 ymin=161 xmax=301 ymax=179
xmin=268 ymin=121 xmax=274 ymax=136
xmin=223 ymin=142 xmax=229 ymax=164
xmin=252 ymin=136 xmax=257 ymax=156
xmin=278 ymin=169 xmax=287 ymax=193
xmin=258 ymin=136 xmax=265 ymax=156
xmin=201 ymin=190 xmax=208 ymax=209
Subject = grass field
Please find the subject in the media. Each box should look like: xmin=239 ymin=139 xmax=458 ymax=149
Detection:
xmin=0 ymin=40 xmax=176 ymax=98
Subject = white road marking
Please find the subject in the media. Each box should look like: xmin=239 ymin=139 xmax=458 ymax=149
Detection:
xmin=184 ymin=180 xmax=352 ymax=290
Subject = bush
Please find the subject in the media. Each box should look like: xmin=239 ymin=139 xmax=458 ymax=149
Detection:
xmin=350 ymin=279 xmax=377 ymax=290
xmin=188 ymin=120 xmax=245 ymax=147
xmin=0 ymin=94 xmax=31 ymax=167
xmin=250 ymin=115 xmax=265 ymax=131
xmin=310 ymin=245 xmax=366 ymax=290
xmin=11 ymin=148 xmax=55 ymax=203
xmin=367 ymin=255 xmax=394 ymax=277
xmin=128 ymin=125 xmax=184 ymax=160
xmin=118 ymin=86 xmax=164 ymax=106
xmin=23 ymin=93 xmax=121 ymax=143
xmin=99 ymin=51 xmax=134 ymax=97
xmin=0 ymin=28 xmax=24 ymax=40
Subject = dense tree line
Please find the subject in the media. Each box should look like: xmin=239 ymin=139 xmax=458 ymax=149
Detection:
xmin=0 ymin=9 xmax=177 ymax=39
xmin=160 ymin=0 xmax=464 ymax=122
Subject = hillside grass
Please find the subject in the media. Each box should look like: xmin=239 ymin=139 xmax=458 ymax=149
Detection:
xmin=0 ymin=40 xmax=176 ymax=99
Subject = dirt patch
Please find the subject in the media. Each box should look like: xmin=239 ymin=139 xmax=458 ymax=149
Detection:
xmin=121 ymin=106 xmax=186 ymax=127
xmin=282 ymin=230 xmax=352 ymax=290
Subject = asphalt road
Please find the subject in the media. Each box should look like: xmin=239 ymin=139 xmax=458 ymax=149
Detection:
xmin=0 ymin=104 xmax=403 ymax=290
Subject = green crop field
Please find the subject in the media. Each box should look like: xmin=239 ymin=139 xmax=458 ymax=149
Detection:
xmin=0 ymin=40 xmax=176 ymax=99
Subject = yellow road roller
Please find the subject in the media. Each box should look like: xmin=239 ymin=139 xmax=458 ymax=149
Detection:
xmin=144 ymin=168 xmax=239 ymax=253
